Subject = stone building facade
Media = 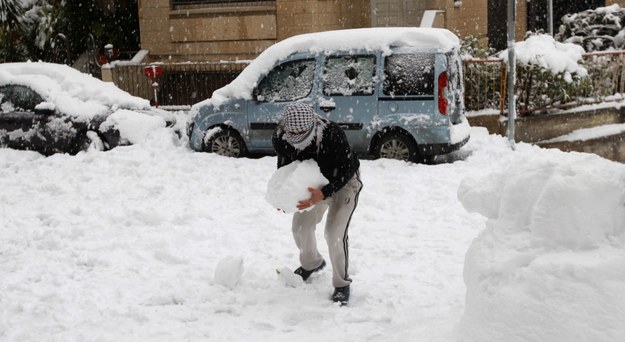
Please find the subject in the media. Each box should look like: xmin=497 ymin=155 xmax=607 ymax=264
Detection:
xmin=138 ymin=0 xmax=625 ymax=63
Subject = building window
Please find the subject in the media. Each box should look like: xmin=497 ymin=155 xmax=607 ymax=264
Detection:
xmin=172 ymin=0 xmax=269 ymax=5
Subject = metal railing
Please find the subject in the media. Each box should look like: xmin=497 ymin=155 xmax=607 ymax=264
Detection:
xmin=463 ymin=50 xmax=625 ymax=116
xmin=463 ymin=59 xmax=506 ymax=113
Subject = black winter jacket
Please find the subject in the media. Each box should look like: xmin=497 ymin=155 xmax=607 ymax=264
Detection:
xmin=272 ymin=120 xmax=360 ymax=199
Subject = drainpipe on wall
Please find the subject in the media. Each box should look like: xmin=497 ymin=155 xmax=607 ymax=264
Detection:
xmin=420 ymin=10 xmax=444 ymax=28
xmin=548 ymin=0 xmax=554 ymax=35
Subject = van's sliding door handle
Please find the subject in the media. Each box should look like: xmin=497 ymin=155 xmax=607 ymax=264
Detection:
xmin=319 ymin=106 xmax=335 ymax=112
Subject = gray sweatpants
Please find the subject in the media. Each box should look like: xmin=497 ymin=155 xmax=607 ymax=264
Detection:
xmin=291 ymin=171 xmax=363 ymax=288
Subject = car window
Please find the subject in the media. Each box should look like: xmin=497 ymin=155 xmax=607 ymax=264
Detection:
xmin=447 ymin=49 xmax=463 ymax=93
xmin=383 ymin=53 xmax=435 ymax=96
xmin=0 ymin=85 xmax=44 ymax=112
xmin=323 ymin=55 xmax=376 ymax=96
xmin=255 ymin=59 xmax=315 ymax=102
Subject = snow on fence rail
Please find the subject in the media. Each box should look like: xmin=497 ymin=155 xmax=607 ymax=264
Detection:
xmin=107 ymin=51 xmax=625 ymax=113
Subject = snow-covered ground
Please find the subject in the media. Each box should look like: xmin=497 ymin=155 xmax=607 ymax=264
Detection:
xmin=2 ymin=116 xmax=624 ymax=341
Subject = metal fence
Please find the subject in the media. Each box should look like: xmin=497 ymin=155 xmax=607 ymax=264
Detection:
xmin=463 ymin=59 xmax=506 ymax=113
xmin=463 ymin=50 xmax=625 ymax=116
xmin=109 ymin=51 xmax=625 ymax=112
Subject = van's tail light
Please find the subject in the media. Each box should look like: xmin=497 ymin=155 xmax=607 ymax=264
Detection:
xmin=438 ymin=71 xmax=448 ymax=115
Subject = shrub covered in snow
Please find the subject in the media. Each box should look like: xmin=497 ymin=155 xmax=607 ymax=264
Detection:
xmin=496 ymin=34 xmax=591 ymax=115
xmin=0 ymin=0 xmax=139 ymax=65
xmin=557 ymin=4 xmax=625 ymax=52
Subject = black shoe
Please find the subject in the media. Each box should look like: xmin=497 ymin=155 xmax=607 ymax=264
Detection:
xmin=294 ymin=260 xmax=326 ymax=281
xmin=332 ymin=285 xmax=350 ymax=304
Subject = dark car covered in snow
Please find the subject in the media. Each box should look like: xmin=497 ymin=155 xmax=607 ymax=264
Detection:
xmin=0 ymin=62 xmax=175 ymax=155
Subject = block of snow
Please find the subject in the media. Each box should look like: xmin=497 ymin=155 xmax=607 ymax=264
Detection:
xmin=213 ymin=256 xmax=244 ymax=290
xmin=457 ymin=152 xmax=625 ymax=341
xmin=265 ymin=160 xmax=329 ymax=213
xmin=276 ymin=267 xmax=303 ymax=287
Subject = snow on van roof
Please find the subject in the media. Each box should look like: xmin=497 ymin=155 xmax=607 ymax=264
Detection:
xmin=0 ymin=61 xmax=151 ymax=119
xmin=192 ymin=27 xmax=460 ymax=110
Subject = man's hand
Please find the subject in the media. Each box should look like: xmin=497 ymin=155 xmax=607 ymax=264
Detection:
xmin=297 ymin=187 xmax=324 ymax=210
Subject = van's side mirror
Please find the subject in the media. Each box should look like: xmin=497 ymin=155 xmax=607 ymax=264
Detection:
xmin=252 ymin=88 xmax=266 ymax=102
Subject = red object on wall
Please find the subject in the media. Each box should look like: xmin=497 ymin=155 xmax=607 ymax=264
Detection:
xmin=144 ymin=65 xmax=163 ymax=80
xmin=144 ymin=65 xmax=163 ymax=107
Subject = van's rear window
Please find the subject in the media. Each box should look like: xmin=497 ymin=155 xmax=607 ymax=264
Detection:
xmin=383 ymin=53 xmax=435 ymax=96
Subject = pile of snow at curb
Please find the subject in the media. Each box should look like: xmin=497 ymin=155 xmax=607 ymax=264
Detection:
xmin=265 ymin=160 xmax=329 ymax=213
xmin=101 ymin=109 xmax=166 ymax=144
xmin=457 ymin=151 xmax=625 ymax=342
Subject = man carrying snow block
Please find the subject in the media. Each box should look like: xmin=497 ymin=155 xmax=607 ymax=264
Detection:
xmin=272 ymin=102 xmax=363 ymax=305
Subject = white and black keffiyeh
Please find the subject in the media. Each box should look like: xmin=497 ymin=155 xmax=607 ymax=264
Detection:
xmin=280 ymin=103 xmax=326 ymax=150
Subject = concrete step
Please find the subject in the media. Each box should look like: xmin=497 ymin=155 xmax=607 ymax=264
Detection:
xmin=536 ymin=124 xmax=625 ymax=163
xmin=467 ymin=105 xmax=625 ymax=163
xmin=467 ymin=106 xmax=625 ymax=143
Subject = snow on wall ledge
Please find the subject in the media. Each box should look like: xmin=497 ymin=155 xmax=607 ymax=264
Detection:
xmin=457 ymin=151 xmax=625 ymax=342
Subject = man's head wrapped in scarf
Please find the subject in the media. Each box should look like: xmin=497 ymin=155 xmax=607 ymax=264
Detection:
xmin=280 ymin=103 xmax=326 ymax=150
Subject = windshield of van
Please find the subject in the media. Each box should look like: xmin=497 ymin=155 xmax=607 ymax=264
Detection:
xmin=383 ymin=53 xmax=435 ymax=96
xmin=255 ymin=59 xmax=315 ymax=102
xmin=323 ymin=55 xmax=376 ymax=96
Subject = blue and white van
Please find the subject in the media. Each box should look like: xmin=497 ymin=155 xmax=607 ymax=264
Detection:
xmin=188 ymin=27 xmax=470 ymax=162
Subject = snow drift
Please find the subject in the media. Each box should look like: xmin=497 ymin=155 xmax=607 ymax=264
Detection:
xmin=457 ymin=151 xmax=625 ymax=342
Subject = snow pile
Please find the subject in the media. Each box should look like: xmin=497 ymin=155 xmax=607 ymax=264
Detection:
xmin=498 ymin=34 xmax=587 ymax=82
xmin=191 ymin=27 xmax=459 ymax=110
xmin=457 ymin=151 xmax=625 ymax=342
xmin=265 ymin=159 xmax=329 ymax=213
xmin=276 ymin=267 xmax=304 ymax=287
xmin=101 ymin=109 xmax=167 ymax=144
xmin=0 ymin=62 xmax=151 ymax=118
xmin=213 ymin=256 xmax=244 ymax=290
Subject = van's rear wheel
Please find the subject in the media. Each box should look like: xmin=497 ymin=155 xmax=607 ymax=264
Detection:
xmin=374 ymin=132 xmax=418 ymax=162
xmin=204 ymin=128 xmax=247 ymax=158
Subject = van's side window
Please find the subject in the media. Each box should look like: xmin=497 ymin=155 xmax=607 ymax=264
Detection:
xmin=383 ymin=53 xmax=435 ymax=96
xmin=255 ymin=59 xmax=315 ymax=102
xmin=323 ymin=55 xmax=376 ymax=96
